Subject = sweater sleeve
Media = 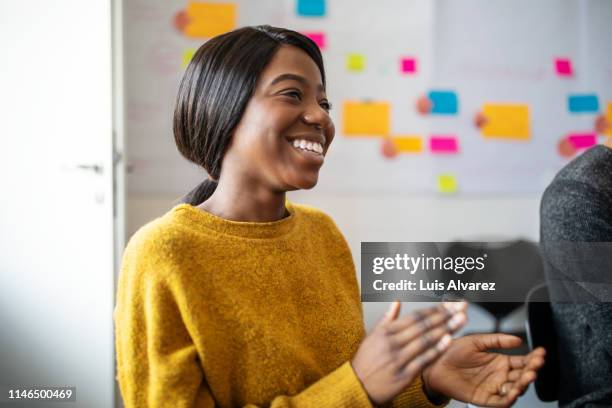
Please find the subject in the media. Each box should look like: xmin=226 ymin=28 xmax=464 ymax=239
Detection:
xmin=114 ymin=242 xmax=214 ymax=407
xmin=114 ymin=240 xmax=374 ymax=408
xmin=389 ymin=377 xmax=450 ymax=408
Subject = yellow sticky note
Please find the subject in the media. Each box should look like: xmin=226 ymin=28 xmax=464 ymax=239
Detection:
xmin=438 ymin=174 xmax=457 ymax=193
xmin=393 ymin=135 xmax=423 ymax=153
xmin=343 ymin=101 xmax=390 ymax=136
xmin=185 ymin=2 xmax=237 ymax=39
xmin=347 ymin=54 xmax=365 ymax=71
xmin=181 ymin=48 xmax=196 ymax=68
xmin=481 ymin=103 xmax=530 ymax=140
xmin=605 ymin=102 xmax=612 ymax=137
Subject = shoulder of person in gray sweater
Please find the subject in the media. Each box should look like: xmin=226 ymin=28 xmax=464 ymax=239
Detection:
xmin=541 ymin=144 xmax=612 ymax=242
xmin=539 ymin=144 xmax=612 ymax=408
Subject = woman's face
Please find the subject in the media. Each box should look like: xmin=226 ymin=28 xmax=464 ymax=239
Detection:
xmin=221 ymin=44 xmax=335 ymax=192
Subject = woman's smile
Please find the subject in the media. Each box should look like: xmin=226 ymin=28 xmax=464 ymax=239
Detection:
xmin=286 ymin=133 xmax=326 ymax=165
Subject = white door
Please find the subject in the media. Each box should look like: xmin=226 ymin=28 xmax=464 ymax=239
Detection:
xmin=0 ymin=1 xmax=120 ymax=407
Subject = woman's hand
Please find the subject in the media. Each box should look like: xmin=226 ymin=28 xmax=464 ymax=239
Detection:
xmin=422 ymin=334 xmax=546 ymax=407
xmin=351 ymin=301 xmax=467 ymax=405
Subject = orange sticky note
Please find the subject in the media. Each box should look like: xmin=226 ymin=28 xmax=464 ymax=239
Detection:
xmin=438 ymin=174 xmax=457 ymax=193
xmin=343 ymin=101 xmax=390 ymax=136
xmin=392 ymin=136 xmax=423 ymax=152
xmin=481 ymin=103 xmax=530 ymax=140
xmin=606 ymin=102 xmax=612 ymax=137
xmin=185 ymin=2 xmax=237 ymax=39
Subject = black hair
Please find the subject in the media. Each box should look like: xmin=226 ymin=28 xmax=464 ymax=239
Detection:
xmin=173 ymin=25 xmax=326 ymax=206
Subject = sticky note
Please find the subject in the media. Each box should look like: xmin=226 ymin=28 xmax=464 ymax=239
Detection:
xmin=568 ymin=94 xmax=599 ymax=113
xmin=438 ymin=174 xmax=458 ymax=193
xmin=343 ymin=101 xmax=390 ymax=136
xmin=347 ymin=54 xmax=365 ymax=71
xmin=303 ymin=32 xmax=326 ymax=50
xmin=481 ymin=103 xmax=530 ymax=140
xmin=181 ymin=48 xmax=196 ymax=68
xmin=429 ymin=136 xmax=459 ymax=153
xmin=393 ymin=136 xmax=423 ymax=153
xmin=297 ymin=0 xmax=326 ymax=16
xmin=400 ymin=57 xmax=417 ymax=74
xmin=184 ymin=2 xmax=237 ymax=39
xmin=428 ymin=91 xmax=458 ymax=115
xmin=555 ymin=58 xmax=573 ymax=76
xmin=606 ymin=102 xmax=612 ymax=136
xmin=568 ymin=133 xmax=597 ymax=149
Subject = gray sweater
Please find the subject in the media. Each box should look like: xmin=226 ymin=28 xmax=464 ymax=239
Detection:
xmin=540 ymin=145 xmax=612 ymax=407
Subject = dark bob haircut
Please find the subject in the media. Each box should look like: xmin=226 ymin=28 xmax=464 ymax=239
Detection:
xmin=173 ymin=25 xmax=326 ymax=206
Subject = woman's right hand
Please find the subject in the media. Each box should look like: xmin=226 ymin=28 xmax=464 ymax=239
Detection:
xmin=351 ymin=301 xmax=467 ymax=405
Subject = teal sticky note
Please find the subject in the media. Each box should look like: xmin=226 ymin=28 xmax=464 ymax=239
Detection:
xmin=297 ymin=0 xmax=326 ymax=16
xmin=568 ymin=94 xmax=599 ymax=113
xmin=428 ymin=90 xmax=458 ymax=115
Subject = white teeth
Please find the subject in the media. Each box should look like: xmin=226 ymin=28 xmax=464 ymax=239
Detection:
xmin=291 ymin=139 xmax=324 ymax=154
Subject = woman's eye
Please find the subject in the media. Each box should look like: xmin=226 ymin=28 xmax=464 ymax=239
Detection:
xmin=320 ymin=100 xmax=332 ymax=111
xmin=283 ymin=90 xmax=302 ymax=100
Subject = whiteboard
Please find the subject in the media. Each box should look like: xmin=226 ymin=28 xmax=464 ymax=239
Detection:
xmin=429 ymin=0 xmax=611 ymax=193
xmin=124 ymin=0 xmax=612 ymax=195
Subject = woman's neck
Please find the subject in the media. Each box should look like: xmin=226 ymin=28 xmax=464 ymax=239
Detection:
xmin=197 ymin=178 xmax=289 ymax=222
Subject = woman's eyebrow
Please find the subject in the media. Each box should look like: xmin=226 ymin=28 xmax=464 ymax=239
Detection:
xmin=269 ymin=73 xmax=324 ymax=92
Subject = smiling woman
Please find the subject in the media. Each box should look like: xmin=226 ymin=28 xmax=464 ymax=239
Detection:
xmin=114 ymin=25 xmax=544 ymax=408
xmin=173 ymin=26 xmax=333 ymax=213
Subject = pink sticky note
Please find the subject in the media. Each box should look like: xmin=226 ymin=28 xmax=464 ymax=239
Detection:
xmin=568 ymin=132 xmax=596 ymax=149
xmin=303 ymin=32 xmax=326 ymax=50
xmin=555 ymin=58 xmax=573 ymax=76
xmin=429 ymin=135 xmax=459 ymax=153
xmin=400 ymin=57 xmax=417 ymax=74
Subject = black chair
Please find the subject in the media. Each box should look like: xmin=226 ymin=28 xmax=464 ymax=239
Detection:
xmin=442 ymin=240 xmax=545 ymax=355
xmin=525 ymin=283 xmax=559 ymax=402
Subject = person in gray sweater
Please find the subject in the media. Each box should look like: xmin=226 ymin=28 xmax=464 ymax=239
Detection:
xmin=540 ymin=142 xmax=612 ymax=407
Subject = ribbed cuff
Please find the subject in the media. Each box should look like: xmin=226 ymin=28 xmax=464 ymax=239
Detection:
xmin=390 ymin=376 xmax=450 ymax=408
xmin=291 ymin=361 xmax=373 ymax=407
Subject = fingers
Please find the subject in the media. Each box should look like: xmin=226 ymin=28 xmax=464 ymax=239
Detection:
xmin=511 ymin=348 xmax=546 ymax=388
xmin=396 ymin=325 xmax=456 ymax=368
xmin=398 ymin=334 xmax=452 ymax=380
xmin=387 ymin=301 xmax=466 ymax=335
xmin=387 ymin=304 xmax=448 ymax=332
xmin=486 ymin=388 xmax=520 ymax=407
xmin=376 ymin=301 xmax=401 ymax=328
xmin=508 ymin=347 xmax=545 ymax=371
xmin=497 ymin=348 xmax=545 ymax=406
xmin=502 ymin=370 xmax=537 ymax=404
xmin=383 ymin=300 xmax=401 ymax=323
xmin=525 ymin=348 xmax=546 ymax=371
xmin=391 ymin=310 xmax=466 ymax=349
xmin=473 ymin=333 xmax=523 ymax=351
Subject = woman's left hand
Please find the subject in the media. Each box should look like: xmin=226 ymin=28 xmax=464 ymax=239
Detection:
xmin=421 ymin=334 xmax=546 ymax=407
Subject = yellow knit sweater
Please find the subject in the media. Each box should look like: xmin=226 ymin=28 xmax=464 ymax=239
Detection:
xmin=114 ymin=201 xmax=445 ymax=407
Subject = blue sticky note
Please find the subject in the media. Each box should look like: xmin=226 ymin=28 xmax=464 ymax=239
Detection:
xmin=568 ymin=94 xmax=599 ymax=113
xmin=297 ymin=0 xmax=326 ymax=16
xmin=428 ymin=90 xmax=459 ymax=115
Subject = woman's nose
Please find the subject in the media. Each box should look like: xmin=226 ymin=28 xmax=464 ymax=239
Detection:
xmin=302 ymin=106 xmax=331 ymax=130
